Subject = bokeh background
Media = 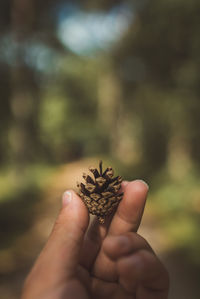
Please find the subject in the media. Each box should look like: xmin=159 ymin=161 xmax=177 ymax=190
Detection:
xmin=0 ymin=0 xmax=200 ymax=298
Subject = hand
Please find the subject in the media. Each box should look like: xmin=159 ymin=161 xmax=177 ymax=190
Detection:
xmin=21 ymin=180 xmax=169 ymax=299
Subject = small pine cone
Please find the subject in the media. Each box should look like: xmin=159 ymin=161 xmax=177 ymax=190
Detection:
xmin=77 ymin=161 xmax=123 ymax=224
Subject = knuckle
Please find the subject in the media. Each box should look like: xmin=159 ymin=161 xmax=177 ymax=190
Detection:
xmin=122 ymin=232 xmax=152 ymax=250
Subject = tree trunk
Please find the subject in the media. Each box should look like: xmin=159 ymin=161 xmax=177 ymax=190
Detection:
xmin=9 ymin=0 xmax=38 ymax=174
xmin=97 ymin=69 xmax=137 ymax=164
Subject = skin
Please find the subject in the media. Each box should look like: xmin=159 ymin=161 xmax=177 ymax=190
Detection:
xmin=21 ymin=180 xmax=169 ymax=299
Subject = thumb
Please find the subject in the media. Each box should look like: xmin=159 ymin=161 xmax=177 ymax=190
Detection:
xmin=40 ymin=190 xmax=89 ymax=277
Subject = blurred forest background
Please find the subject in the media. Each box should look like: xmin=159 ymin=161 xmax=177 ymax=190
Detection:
xmin=0 ymin=0 xmax=200 ymax=298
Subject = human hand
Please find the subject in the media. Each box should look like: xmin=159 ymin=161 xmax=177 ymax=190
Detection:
xmin=21 ymin=180 xmax=169 ymax=299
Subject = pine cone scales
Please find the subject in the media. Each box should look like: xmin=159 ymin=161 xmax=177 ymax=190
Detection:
xmin=77 ymin=161 xmax=123 ymax=224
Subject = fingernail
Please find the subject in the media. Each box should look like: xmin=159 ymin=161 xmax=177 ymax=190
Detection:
xmin=62 ymin=191 xmax=72 ymax=207
xmin=136 ymin=179 xmax=149 ymax=190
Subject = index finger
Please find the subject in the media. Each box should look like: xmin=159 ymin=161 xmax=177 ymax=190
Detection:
xmin=108 ymin=180 xmax=149 ymax=235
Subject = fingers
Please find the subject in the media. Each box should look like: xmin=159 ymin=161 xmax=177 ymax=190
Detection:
xmin=32 ymin=190 xmax=89 ymax=279
xmin=103 ymin=232 xmax=153 ymax=260
xmin=104 ymin=234 xmax=169 ymax=299
xmin=118 ymin=250 xmax=169 ymax=299
xmin=80 ymin=181 xmax=130 ymax=270
xmin=91 ymin=180 xmax=149 ymax=279
xmin=108 ymin=180 xmax=149 ymax=235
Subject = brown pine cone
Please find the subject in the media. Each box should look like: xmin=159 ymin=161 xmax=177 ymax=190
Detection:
xmin=77 ymin=161 xmax=123 ymax=224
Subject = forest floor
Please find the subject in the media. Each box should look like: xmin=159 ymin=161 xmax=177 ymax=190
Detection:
xmin=0 ymin=158 xmax=200 ymax=299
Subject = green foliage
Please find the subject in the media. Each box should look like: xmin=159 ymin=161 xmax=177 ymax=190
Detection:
xmin=0 ymin=164 xmax=55 ymax=248
xmin=39 ymin=92 xmax=69 ymax=152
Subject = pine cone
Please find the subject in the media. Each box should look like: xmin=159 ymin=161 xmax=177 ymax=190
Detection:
xmin=77 ymin=161 xmax=123 ymax=224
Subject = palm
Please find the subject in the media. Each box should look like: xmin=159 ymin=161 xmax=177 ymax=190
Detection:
xmin=77 ymin=258 xmax=136 ymax=299
xmin=74 ymin=224 xmax=168 ymax=299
